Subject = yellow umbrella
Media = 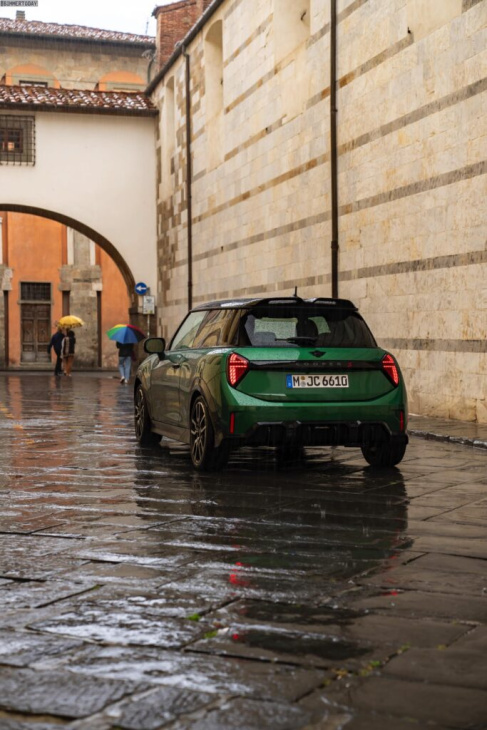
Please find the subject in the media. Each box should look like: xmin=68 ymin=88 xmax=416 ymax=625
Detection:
xmin=57 ymin=315 xmax=84 ymax=328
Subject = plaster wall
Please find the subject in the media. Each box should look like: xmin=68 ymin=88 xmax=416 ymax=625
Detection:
xmin=0 ymin=42 xmax=150 ymax=89
xmin=0 ymin=111 xmax=158 ymax=294
xmin=153 ymin=0 xmax=487 ymax=422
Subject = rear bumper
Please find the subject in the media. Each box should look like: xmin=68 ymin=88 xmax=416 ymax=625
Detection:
xmin=213 ymin=379 xmax=408 ymax=448
xmin=239 ymin=420 xmax=408 ymax=448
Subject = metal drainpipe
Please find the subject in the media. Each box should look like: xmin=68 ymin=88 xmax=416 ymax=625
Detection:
xmin=330 ymin=0 xmax=339 ymax=298
xmin=183 ymin=47 xmax=193 ymax=310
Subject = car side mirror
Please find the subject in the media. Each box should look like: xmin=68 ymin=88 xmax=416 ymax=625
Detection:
xmin=144 ymin=337 xmax=166 ymax=358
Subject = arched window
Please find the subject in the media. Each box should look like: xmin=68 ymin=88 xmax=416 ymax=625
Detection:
xmin=204 ymin=20 xmax=223 ymax=120
xmin=4 ymin=63 xmax=59 ymax=88
xmin=96 ymin=71 xmax=145 ymax=92
xmin=274 ymin=0 xmax=310 ymax=62
xmin=162 ymin=76 xmax=176 ymax=199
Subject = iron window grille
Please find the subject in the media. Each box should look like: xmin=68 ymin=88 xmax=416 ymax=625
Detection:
xmin=0 ymin=115 xmax=35 ymax=166
xmin=20 ymin=282 xmax=51 ymax=302
xmin=19 ymin=80 xmax=48 ymax=87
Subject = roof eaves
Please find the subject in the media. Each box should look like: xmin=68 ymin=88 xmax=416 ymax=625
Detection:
xmin=0 ymin=102 xmax=158 ymax=117
xmin=0 ymin=29 xmax=155 ymax=48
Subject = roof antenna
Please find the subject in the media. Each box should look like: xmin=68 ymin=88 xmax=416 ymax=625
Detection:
xmin=294 ymin=286 xmax=298 ymax=297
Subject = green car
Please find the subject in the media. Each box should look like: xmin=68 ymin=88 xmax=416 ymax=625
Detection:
xmin=134 ymin=297 xmax=408 ymax=470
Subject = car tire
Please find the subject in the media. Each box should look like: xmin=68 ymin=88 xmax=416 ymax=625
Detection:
xmin=134 ymin=385 xmax=160 ymax=445
xmin=190 ymin=396 xmax=229 ymax=471
xmin=361 ymin=441 xmax=406 ymax=467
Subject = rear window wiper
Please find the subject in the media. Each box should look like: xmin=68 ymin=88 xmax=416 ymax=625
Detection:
xmin=284 ymin=336 xmax=318 ymax=345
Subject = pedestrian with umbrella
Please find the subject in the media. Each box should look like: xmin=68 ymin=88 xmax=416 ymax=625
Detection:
xmin=57 ymin=316 xmax=84 ymax=377
xmin=107 ymin=324 xmax=146 ymax=384
xmin=47 ymin=324 xmax=64 ymax=376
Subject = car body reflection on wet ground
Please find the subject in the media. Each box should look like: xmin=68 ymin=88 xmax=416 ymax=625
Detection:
xmin=0 ymin=373 xmax=486 ymax=729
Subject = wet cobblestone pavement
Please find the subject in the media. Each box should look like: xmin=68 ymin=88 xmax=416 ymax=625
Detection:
xmin=0 ymin=372 xmax=486 ymax=729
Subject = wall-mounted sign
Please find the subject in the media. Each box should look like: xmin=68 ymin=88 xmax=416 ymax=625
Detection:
xmin=135 ymin=282 xmax=148 ymax=295
xmin=142 ymin=295 xmax=155 ymax=315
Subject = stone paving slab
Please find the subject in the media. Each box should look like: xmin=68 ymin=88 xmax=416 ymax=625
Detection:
xmin=384 ymin=646 xmax=487 ymax=690
xmin=298 ymin=692 xmax=453 ymax=730
xmin=0 ymin=631 xmax=84 ymax=667
xmin=0 ymin=556 xmax=88 ymax=582
xmin=57 ymin=560 xmax=192 ymax=586
xmin=406 ymin=531 xmax=487 ymax=559
xmin=429 ymin=499 xmax=487 ymax=527
xmin=0 ymin=667 xmax=147 ymax=719
xmin=349 ymin=589 xmax=487 ymax=623
xmin=33 ymin=644 xmax=328 ymax=702
xmin=360 ymin=552 xmax=487 ymax=596
xmin=30 ymin=602 xmax=210 ymax=648
xmin=0 ymin=580 xmax=95 ymax=609
xmin=449 ymin=624 xmax=487 ymax=652
xmin=314 ymin=675 xmax=487 ymax=728
xmin=166 ymin=697 xmax=313 ymax=730
xmin=0 ymin=716 xmax=70 ymax=730
xmin=101 ymin=686 xmax=216 ymax=730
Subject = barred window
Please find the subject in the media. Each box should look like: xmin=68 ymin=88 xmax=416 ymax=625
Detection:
xmin=20 ymin=282 xmax=51 ymax=301
xmin=0 ymin=115 xmax=35 ymax=166
xmin=19 ymin=80 xmax=48 ymax=88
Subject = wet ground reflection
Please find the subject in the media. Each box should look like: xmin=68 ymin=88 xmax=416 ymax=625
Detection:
xmin=9 ymin=373 xmax=483 ymax=727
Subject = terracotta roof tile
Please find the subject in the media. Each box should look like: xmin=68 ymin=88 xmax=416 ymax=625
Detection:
xmin=0 ymin=85 xmax=157 ymax=115
xmin=0 ymin=16 xmax=155 ymax=45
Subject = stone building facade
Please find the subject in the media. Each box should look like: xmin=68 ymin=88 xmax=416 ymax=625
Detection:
xmin=0 ymin=14 xmax=155 ymax=369
xmin=149 ymin=0 xmax=486 ymax=423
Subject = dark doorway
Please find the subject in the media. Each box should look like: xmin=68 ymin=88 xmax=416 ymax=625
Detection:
xmin=20 ymin=282 xmax=51 ymax=363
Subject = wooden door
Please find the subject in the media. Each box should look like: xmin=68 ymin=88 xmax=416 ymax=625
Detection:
xmin=21 ymin=303 xmax=51 ymax=363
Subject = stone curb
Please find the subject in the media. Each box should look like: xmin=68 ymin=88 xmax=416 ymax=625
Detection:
xmin=409 ymin=428 xmax=487 ymax=450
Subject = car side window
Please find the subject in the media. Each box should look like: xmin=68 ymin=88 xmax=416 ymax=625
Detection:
xmin=192 ymin=309 xmax=235 ymax=348
xmin=170 ymin=311 xmax=208 ymax=350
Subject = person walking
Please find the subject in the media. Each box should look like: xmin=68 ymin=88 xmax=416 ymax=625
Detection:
xmin=116 ymin=341 xmax=134 ymax=384
xmin=61 ymin=328 xmax=76 ymax=376
xmin=47 ymin=326 xmax=64 ymax=376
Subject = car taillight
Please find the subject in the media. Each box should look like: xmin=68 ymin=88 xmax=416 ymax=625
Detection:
xmin=382 ymin=353 xmax=399 ymax=386
xmin=227 ymin=353 xmax=249 ymax=387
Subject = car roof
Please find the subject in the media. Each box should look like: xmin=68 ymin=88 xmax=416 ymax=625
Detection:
xmin=191 ymin=296 xmax=358 ymax=311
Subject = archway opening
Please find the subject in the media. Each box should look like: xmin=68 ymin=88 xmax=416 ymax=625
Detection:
xmin=0 ymin=204 xmax=139 ymax=371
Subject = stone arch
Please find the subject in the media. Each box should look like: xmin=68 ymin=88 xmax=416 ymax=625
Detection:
xmin=0 ymin=203 xmax=142 ymax=369
xmin=0 ymin=203 xmax=135 ymax=299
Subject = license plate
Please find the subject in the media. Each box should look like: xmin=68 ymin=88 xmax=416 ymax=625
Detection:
xmin=286 ymin=374 xmax=349 ymax=388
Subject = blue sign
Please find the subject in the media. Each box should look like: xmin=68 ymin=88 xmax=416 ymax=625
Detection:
xmin=135 ymin=282 xmax=148 ymax=295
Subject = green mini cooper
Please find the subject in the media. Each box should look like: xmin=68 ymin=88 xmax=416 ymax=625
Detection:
xmin=134 ymin=297 xmax=408 ymax=470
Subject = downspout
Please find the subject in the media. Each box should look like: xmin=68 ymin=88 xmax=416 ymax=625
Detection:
xmin=183 ymin=47 xmax=193 ymax=309
xmin=330 ymin=0 xmax=339 ymax=298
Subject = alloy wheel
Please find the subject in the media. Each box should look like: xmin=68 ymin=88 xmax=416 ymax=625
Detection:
xmin=190 ymin=400 xmax=207 ymax=466
xmin=134 ymin=388 xmax=145 ymax=440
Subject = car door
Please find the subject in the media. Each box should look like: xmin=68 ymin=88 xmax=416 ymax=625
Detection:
xmin=177 ymin=308 xmax=236 ymax=429
xmin=150 ymin=310 xmax=207 ymax=428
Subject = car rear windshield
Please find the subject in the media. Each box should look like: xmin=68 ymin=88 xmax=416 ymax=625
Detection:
xmin=238 ymin=305 xmax=377 ymax=348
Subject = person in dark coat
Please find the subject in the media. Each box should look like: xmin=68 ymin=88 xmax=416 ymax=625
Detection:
xmin=61 ymin=328 xmax=76 ymax=376
xmin=47 ymin=327 xmax=64 ymax=376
